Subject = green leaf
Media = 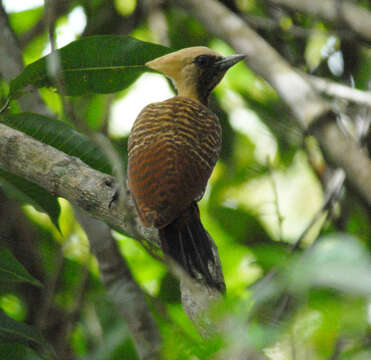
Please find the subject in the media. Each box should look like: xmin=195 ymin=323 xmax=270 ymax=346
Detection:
xmin=0 ymin=247 xmax=42 ymax=287
xmin=9 ymin=35 xmax=172 ymax=98
xmin=0 ymin=310 xmax=55 ymax=359
xmin=1 ymin=113 xmax=114 ymax=174
xmin=0 ymin=169 xmax=61 ymax=231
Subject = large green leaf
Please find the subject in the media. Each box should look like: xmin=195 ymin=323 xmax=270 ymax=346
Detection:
xmin=0 ymin=310 xmax=55 ymax=359
xmin=1 ymin=113 xmax=113 ymax=174
xmin=0 ymin=247 xmax=41 ymax=287
xmin=9 ymin=35 xmax=172 ymax=98
xmin=0 ymin=169 xmax=61 ymax=230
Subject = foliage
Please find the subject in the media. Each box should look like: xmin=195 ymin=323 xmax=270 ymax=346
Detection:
xmin=0 ymin=0 xmax=371 ymax=359
xmin=9 ymin=35 xmax=172 ymax=98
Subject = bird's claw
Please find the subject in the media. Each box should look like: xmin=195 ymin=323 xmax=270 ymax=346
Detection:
xmin=109 ymin=189 xmax=120 ymax=209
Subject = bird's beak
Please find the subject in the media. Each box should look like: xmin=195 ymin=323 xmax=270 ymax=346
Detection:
xmin=214 ymin=54 xmax=246 ymax=71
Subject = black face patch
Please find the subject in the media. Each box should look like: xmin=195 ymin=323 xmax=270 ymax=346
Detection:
xmin=193 ymin=55 xmax=222 ymax=68
xmin=193 ymin=55 xmax=224 ymax=105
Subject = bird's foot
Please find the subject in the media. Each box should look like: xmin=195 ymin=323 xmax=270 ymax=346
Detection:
xmin=109 ymin=188 xmax=120 ymax=208
xmin=104 ymin=178 xmax=120 ymax=209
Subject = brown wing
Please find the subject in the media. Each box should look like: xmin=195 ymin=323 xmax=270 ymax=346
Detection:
xmin=127 ymin=96 xmax=221 ymax=228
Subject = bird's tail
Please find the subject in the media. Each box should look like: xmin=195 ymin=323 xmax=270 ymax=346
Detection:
xmin=159 ymin=203 xmax=223 ymax=291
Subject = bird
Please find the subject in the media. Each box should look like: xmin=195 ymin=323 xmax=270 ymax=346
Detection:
xmin=127 ymin=47 xmax=245 ymax=291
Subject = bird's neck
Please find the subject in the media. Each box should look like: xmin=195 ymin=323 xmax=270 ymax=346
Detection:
xmin=175 ymin=82 xmax=209 ymax=106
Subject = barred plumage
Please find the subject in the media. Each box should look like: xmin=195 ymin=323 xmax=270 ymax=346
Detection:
xmin=126 ymin=47 xmax=245 ymax=290
xmin=128 ymin=96 xmax=221 ymax=228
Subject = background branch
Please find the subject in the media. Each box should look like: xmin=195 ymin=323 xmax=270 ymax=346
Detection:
xmin=0 ymin=2 xmax=49 ymax=115
xmin=305 ymin=74 xmax=371 ymax=107
xmin=174 ymin=0 xmax=371 ymax=209
xmin=73 ymin=207 xmax=163 ymax=360
xmin=18 ymin=0 xmax=72 ymax=48
xmin=270 ymin=0 xmax=371 ymax=43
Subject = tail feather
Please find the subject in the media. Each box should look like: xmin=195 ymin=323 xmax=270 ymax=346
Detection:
xmin=185 ymin=223 xmax=213 ymax=285
xmin=159 ymin=203 xmax=222 ymax=291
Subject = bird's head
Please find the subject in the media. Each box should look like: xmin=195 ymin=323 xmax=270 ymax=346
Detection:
xmin=146 ymin=47 xmax=245 ymax=105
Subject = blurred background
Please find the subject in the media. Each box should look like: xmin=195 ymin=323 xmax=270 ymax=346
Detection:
xmin=0 ymin=0 xmax=371 ymax=359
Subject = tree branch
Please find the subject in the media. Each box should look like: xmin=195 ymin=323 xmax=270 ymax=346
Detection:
xmin=0 ymin=123 xmax=224 ymax=329
xmin=0 ymin=122 xmax=155 ymax=246
xmin=270 ymin=0 xmax=371 ymax=43
xmin=1 ymin=1 xmax=225 ymax=338
xmin=305 ymin=74 xmax=371 ymax=107
xmin=173 ymin=0 xmax=371 ymax=209
xmin=0 ymin=6 xmax=161 ymax=351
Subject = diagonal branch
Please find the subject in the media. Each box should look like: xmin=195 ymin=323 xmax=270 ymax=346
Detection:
xmin=0 ymin=5 xmax=166 ymax=356
xmin=174 ymin=0 xmax=371 ymax=209
xmin=0 ymin=122 xmax=156 ymax=247
xmin=0 ymin=123 xmax=224 ymax=329
xmin=0 ymin=1 xmax=225 ymax=336
xmin=305 ymin=74 xmax=371 ymax=107
xmin=0 ymin=121 xmax=165 ymax=358
xmin=270 ymin=0 xmax=371 ymax=43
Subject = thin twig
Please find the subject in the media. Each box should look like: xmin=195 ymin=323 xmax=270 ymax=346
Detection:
xmin=290 ymin=208 xmax=328 ymax=252
xmin=269 ymin=169 xmax=346 ymax=322
xmin=267 ymin=160 xmax=284 ymax=241
xmin=305 ymin=74 xmax=371 ymax=107
xmin=291 ymin=168 xmax=345 ymax=252
xmin=249 ymin=167 xmax=346 ymax=325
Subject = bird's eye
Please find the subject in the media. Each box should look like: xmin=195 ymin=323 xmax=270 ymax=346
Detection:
xmin=194 ymin=55 xmax=212 ymax=67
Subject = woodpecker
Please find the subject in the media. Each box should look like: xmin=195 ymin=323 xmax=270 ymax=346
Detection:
xmin=127 ymin=47 xmax=245 ymax=290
